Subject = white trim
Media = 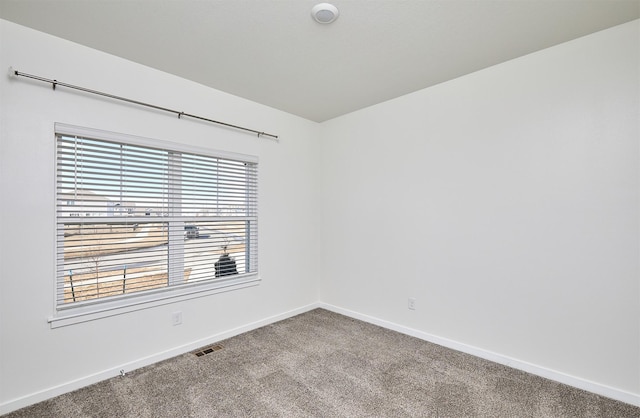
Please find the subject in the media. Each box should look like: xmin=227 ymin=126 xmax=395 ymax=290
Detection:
xmin=318 ymin=303 xmax=640 ymax=407
xmin=3 ymin=301 xmax=638 ymax=414
xmin=0 ymin=302 xmax=321 ymax=415
xmin=49 ymin=276 xmax=261 ymax=328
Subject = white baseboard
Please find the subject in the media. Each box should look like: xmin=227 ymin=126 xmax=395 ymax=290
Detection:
xmin=3 ymin=301 xmax=637 ymax=414
xmin=319 ymin=303 xmax=640 ymax=408
xmin=0 ymin=302 xmax=321 ymax=415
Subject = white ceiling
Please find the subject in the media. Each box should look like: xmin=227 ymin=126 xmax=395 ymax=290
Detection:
xmin=1 ymin=0 xmax=638 ymax=122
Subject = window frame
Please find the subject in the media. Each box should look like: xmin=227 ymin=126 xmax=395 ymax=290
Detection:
xmin=50 ymin=123 xmax=260 ymax=328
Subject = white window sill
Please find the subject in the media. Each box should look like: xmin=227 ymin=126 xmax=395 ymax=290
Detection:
xmin=49 ymin=275 xmax=260 ymax=328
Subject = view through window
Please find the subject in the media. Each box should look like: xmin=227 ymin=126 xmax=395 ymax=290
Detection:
xmin=55 ymin=128 xmax=258 ymax=308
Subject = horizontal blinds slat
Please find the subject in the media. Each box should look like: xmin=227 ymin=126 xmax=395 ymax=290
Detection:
xmin=58 ymin=216 xmax=257 ymax=225
xmin=56 ymin=133 xmax=258 ymax=306
xmin=58 ymin=142 xmax=250 ymax=172
xmin=57 ymin=162 xmax=254 ymax=185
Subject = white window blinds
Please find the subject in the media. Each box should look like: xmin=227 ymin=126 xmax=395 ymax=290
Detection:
xmin=55 ymin=127 xmax=258 ymax=309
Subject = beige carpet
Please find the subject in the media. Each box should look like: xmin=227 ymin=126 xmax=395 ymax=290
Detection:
xmin=5 ymin=308 xmax=639 ymax=417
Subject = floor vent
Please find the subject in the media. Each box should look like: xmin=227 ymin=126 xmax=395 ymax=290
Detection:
xmin=194 ymin=344 xmax=223 ymax=357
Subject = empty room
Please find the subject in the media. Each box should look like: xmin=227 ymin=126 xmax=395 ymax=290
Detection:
xmin=0 ymin=0 xmax=639 ymax=416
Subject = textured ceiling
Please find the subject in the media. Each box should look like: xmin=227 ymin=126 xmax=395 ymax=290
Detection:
xmin=1 ymin=0 xmax=638 ymax=122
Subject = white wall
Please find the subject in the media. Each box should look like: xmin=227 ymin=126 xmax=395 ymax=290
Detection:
xmin=0 ymin=19 xmax=320 ymax=413
xmin=320 ymin=19 xmax=639 ymax=400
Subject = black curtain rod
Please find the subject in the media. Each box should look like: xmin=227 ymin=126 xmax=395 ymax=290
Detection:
xmin=10 ymin=68 xmax=279 ymax=140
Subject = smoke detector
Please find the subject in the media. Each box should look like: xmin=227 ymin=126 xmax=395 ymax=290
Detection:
xmin=312 ymin=3 xmax=339 ymax=24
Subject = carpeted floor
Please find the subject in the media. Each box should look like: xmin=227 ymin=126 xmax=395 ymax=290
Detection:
xmin=5 ymin=308 xmax=640 ymax=417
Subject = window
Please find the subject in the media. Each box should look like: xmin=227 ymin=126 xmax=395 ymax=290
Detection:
xmin=55 ymin=124 xmax=258 ymax=317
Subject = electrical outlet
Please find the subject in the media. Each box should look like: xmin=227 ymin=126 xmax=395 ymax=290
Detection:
xmin=408 ymin=297 xmax=416 ymax=310
xmin=172 ymin=311 xmax=182 ymax=326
